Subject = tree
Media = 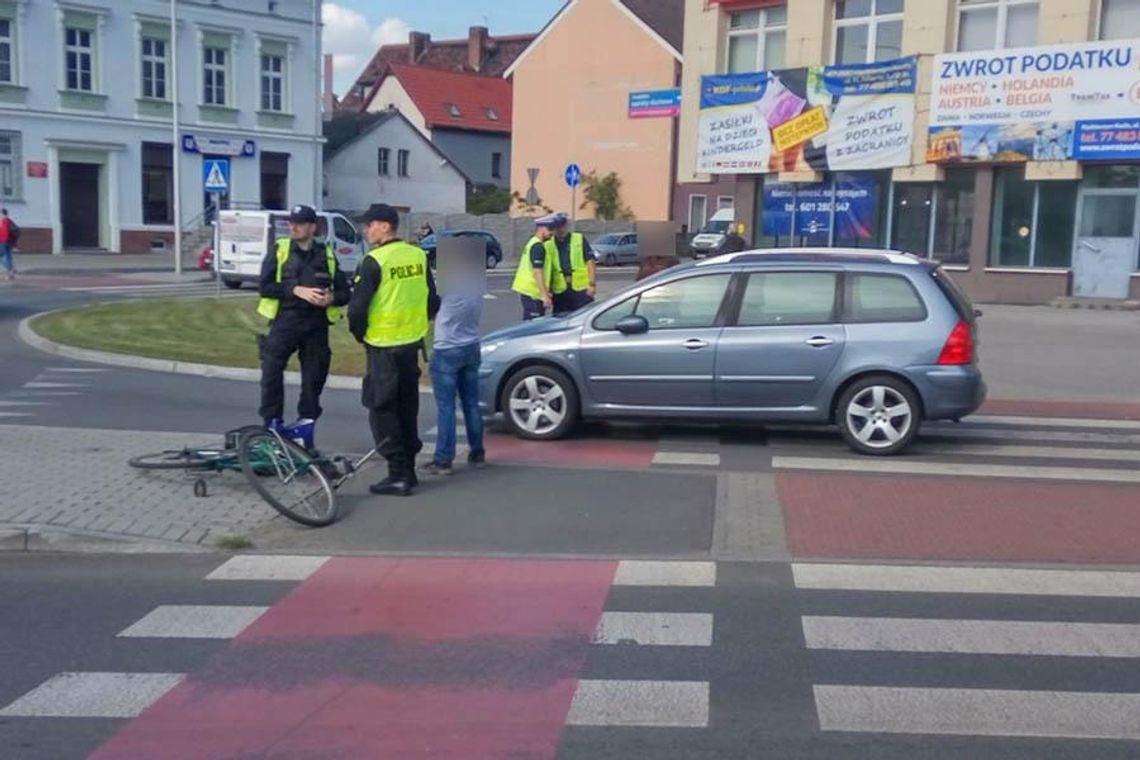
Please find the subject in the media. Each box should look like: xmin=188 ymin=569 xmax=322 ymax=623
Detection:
xmin=579 ymin=170 xmax=634 ymax=221
xmin=511 ymin=190 xmax=553 ymax=216
xmin=467 ymin=184 xmax=511 ymax=215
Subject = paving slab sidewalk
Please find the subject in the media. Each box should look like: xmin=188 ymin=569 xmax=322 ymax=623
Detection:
xmin=0 ymin=425 xmax=281 ymax=548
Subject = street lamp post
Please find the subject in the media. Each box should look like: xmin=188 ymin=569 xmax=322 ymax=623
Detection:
xmin=170 ymin=0 xmax=182 ymax=275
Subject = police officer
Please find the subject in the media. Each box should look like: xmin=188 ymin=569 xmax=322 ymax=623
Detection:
xmin=257 ymin=204 xmax=350 ymax=434
xmin=348 ymin=203 xmax=440 ymax=497
xmin=549 ymin=214 xmax=597 ymax=314
xmin=510 ymin=214 xmax=561 ymax=320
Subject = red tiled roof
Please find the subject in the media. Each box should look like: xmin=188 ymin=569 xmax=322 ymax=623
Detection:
xmin=386 ymin=63 xmax=512 ymax=135
xmin=339 ymin=31 xmax=535 ymax=112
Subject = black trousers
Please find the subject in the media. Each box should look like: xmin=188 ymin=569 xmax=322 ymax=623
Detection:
xmin=519 ymin=294 xmax=547 ymax=321
xmin=363 ymin=342 xmax=423 ymax=477
xmin=553 ymin=288 xmax=593 ymax=315
xmin=259 ymin=315 xmax=331 ymax=421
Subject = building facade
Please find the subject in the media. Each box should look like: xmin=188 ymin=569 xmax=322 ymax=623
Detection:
xmin=0 ymin=0 xmax=323 ymax=254
xmin=679 ymin=0 xmax=1140 ymax=302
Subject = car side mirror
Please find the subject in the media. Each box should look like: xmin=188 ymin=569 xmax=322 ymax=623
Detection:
xmin=615 ymin=315 xmax=649 ymax=335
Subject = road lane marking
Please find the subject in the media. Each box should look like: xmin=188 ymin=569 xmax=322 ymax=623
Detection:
xmin=814 ymin=685 xmax=1140 ymax=739
xmin=0 ymin=401 xmax=51 ymax=407
xmin=205 ymin=555 xmax=329 ymax=581
xmin=20 ymin=382 xmax=88 ymax=389
xmin=0 ymin=412 xmax=34 ymax=418
xmin=653 ymin=451 xmax=721 ymax=467
xmin=0 ymin=672 xmax=185 ymax=718
xmin=566 ymin=680 xmax=709 ymax=727
xmin=793 ymin=564 xmax=1140 ymax=597
xmin=772 ymin=456 xmax=1140 ymax=484
xmin=915 ymin=443 xmax=1140 ymax=462
xmin=613 ymin=561 xmax=716 ymax=587
xmin=803 ymin=616 xmax=1140 ymax=657
xmin=594 ymin=612 xmax=714 ymax=647
xmin=966 ymin=415 xmax=1140 ymax=431
xmin=44 ymin=367 xmax=110 ymax=373
xmin=118 ymin=605 xmax=269 ymax=639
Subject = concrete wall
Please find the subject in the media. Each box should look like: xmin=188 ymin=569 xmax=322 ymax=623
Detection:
xmin=509 ymin=0 xmax=679 ymax=220
xmin=323 ymin=119 xmax=466 ymax=215
xmin=431 ymin=129 xmax=511 ymax=188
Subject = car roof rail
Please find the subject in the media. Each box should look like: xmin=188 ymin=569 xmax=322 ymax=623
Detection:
xmin=695 ymin=248 xmax=923 ymax=267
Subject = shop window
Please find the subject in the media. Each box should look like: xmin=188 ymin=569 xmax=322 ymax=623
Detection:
xmin=889 ymin=170 xmax=973 ymax=265
xmin=1100 ymin=0 xmax=1140 ymax=39
xmin=757 ymin=172 xmax=890 ymax=249
xmin=990 ymin=167 xmax=1078 ymax=268
xmin=957 ymin=0 xmax=1038 ymax=51
xmin=1082 ymin=165 xmax=1140 ymax=189
xmin=727 ymin=6 xmax=787 ymax=73
xmin=141 ymin=142 xmax=173 ymax=224
xmin=834 ymin=0 xmax=904 ymax=65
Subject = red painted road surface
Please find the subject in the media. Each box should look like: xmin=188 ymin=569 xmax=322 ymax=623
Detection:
xmin=780 ymin=471 xmax=1140 ymax=564
xmin=982 ymin=398 xmax=1140 ymax=421
xmin=90 ymin=557 xmax=619 ymax=760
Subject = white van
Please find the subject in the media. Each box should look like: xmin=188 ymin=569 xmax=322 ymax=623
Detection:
xmin=689 ymin=207 xmax=735 ymax=259
xmin=216 ymin=209 xmax=365 ymax=289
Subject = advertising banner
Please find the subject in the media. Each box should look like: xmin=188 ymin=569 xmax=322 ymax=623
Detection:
xmin=629 ymin=89 xmax=681 ymax=118
xmin=697 ymin=56 xmax=917 ymax=175
xmin=761 ymin=175 xmax=878 ymax=239
xmin=927 ymin=39 xmax=1140 ymax=163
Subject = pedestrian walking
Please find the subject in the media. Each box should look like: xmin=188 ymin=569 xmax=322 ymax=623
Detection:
xmin=510 ymin=214 xmax=561 ymax=320
xmin=722 ymin=223 xmax=748 ymax=254
xmin=0 ymin=208 xmax=18 ymax=280
xmin=349 ymin=203 xmax=440 ymax=497
xmin=549 ymin=214 xmax=597 ymax=314
xmin=256 ymin=204 xmax=351 ymax=446
xmin=420 ymin=251 xmax=486 ymax=477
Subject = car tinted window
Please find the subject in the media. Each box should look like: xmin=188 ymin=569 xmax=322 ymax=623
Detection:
xmin=844 ymin=273 xmax=927 ymax=323
xmin=593 ymin=296 xmax=638 ymax=330
xmin=930 ymin=266 xmax=974 ymax=323
xmin=738 ymin=272 xmax=838 ymax=326
xmin=636 ymin=274 xmax=732 ymax=330
xmin=332 ymin=216 xmax=356 ymax=241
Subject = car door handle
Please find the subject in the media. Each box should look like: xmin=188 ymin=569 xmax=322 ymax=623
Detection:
xmin=805 ymin=336 xmax=835 ymax=348
xmin=683 ymin=339 xmax=710 ymax=350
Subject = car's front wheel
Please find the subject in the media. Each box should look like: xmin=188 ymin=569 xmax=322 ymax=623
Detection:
xmin=837 ymin=375 xmax=920 ymax=456
xmin=222 ymin=278 xmax=243 ymax=290
xmin=500 ymin=366 xmax=579 ymax=440
xmin=604 ymin=254 xmax=617 ymax=267
xmin=486 ymin=252 xmax=498 ymax=269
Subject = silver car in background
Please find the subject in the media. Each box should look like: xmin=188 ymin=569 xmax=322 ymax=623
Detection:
xmin=478 ymin=249 xmax=985 ymax=455
xmin=592 ymin=233 xmax=639 ymax=266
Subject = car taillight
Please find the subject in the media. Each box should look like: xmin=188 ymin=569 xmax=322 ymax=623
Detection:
xmin=937 ymin=321 xmax=973 ymax=365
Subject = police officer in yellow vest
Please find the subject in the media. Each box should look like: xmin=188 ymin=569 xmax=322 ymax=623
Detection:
xmin=257 ymin=204 xmax=350 ymax=432
xmin=348 ymin=203 xmax=440 ymax=497
xmin=510 ymin=214 xmax=561 ymax=320
xmin=549 ymin=214 xmax=597 ymax=314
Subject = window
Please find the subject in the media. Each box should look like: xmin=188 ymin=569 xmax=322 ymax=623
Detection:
xmin=1101 ymin=0 xmax=1140 ymax=39
xmin=491 ymin=152 xmax=502 ymax=179
xmin=333 ymin=216 xmax=357 ymax=242
xmin=377 ymin=147 xmax=390 ymax=176
xmin=834 ymin=0 xmax=904 ymax=65
xmin=758 ymin=172 xmax=892 ymax=249
xmin=0 ymin=18 xmax=13 ymax=84
xmin=717 ymin=196 xmax=735 ymax=211
xmin=485 ymin=107 xmax=499 ymax=121
xmin=990 ymin=167 xmax=1079 ymax=268
xmin=688 ymin=195 xmax=708 ymax=234
xmin=141 ymin=142 xmax=173 ymax=224
xmin=957 ymin=0 xmax=1038 ymax=51
xmin=843 ymin=274 xmax=927 ymax=323
xmin=397 ymin=149 xmax=410 ymax=178
xmin=141 ymin=37 xmax=167 ymax=100
xmin=0 ymin=131 xmax=20 ymax=200
xmin=888 ymin=169 xmax=973 ymax=264
xmin=203 ymin=46 xmax=227 ymax=106
xmin=594 ymin=275 xmax=732 ymax=331
xmin=737 ymin=272 xmax=838 ymax=326
xmin=65 ymin=27 xmax=94 ymax=92
xmin=446 ymin=102 xmax=461 ymax=118
xmin=261 ymin=54 xmax=284 ymax=112
xmin=727 ymin=6 xmax=787 ymax=73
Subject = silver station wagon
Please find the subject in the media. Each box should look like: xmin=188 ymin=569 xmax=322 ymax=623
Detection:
xmin=478 ymin=249 xmax=985 ymax=455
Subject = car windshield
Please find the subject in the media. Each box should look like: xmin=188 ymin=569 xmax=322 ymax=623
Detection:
xmin=699 ymin=219 xmax=731 ymax=235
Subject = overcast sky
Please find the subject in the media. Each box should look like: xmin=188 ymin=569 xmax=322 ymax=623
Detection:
xmin=322 ymin=0 xmax=564 ymax=95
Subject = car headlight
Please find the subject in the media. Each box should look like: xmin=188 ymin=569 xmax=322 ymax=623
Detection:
xmin=481 ymin=341 xmax=505 ymax=356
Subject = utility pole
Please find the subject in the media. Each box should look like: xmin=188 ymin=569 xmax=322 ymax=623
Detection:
xmin=170 ymin=0 xmax=182 ymax=275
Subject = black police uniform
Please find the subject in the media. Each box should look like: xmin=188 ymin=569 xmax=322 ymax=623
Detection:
xmin=257 ymin=240 xmax=351 ymax=422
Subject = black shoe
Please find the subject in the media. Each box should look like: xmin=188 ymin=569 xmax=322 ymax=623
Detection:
xmin=369 ymin=477 xmax=413 ymax=496
xmin=467 ymin=452 xmax=487 ymax=470
xmin=419 ymin=461 xmax=453 ymax=476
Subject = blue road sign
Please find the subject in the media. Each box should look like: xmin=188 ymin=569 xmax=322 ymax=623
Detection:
xmin=564 ymin=163 xmax=582 ymax=188
xmin=203 ymin=158 xmax=230 ymax=193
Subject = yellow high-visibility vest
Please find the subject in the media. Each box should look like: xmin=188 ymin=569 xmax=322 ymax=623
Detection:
xmin=511 ymin=235 xmax=561 ymax=297
xmin=362 ymin=240 xmax=430 ymax=348
xmin=545 ymin=232 xmax=589 ymax=292
xmin=256 ymin=238 xmax=342 ymax=323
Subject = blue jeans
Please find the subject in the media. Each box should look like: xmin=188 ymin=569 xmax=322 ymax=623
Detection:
xmin=429 ymin=342 xmax=485 ymax=465
xmin=0 ymin=243 xmax=12 ymax=274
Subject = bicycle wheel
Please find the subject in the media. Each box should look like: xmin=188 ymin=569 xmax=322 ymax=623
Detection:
xmin=237 ymin=429 xmax=337 ymax=527
xmin=129 ymin=449 xmax=215 ymax=471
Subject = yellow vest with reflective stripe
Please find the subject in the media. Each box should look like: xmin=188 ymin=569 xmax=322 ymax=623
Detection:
xmin=256 ymin=238 xmax=342 ymax=323
xmin=545 ymin=232 xmax=589 ymax=293
xmin=363 ymin=241 xmax=430 ymax=348
xmin=511 ymin=235 xmax=558 ymax=297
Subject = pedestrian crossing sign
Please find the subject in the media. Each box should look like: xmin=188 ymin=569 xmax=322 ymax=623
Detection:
xmin=203 ymin=158 xmax=230 ymax=192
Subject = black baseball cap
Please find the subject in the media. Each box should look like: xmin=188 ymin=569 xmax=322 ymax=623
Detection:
xmin=288 ymin=204 xmax=318 ymax=224
xmin=359 ymin=203 xmax=399 ymax=227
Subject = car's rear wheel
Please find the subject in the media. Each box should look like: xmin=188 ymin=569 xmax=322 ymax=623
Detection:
xmin=486 ymin=252 xmax=498 ymax=269
xmin=604 ymin=254 xmax=617 ymax=267
xmin=837 ymin=375 xmax=920 ymax=456
xmin=222 ymin=279 xmax=243 ymax=290
xmin=500 ymin=366 xmax=578 ymax=440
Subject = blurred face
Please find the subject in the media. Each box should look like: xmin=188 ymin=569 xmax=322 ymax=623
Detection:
xmin=365 ymin=220 xmax=395 ymax=245
xmin=554 ymin=225 xmax=570 ymax=240
xmin=535 ymin=226 xmax=553 ymax=242
xmin=289 ymin=221 xmax=316 ymax=242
